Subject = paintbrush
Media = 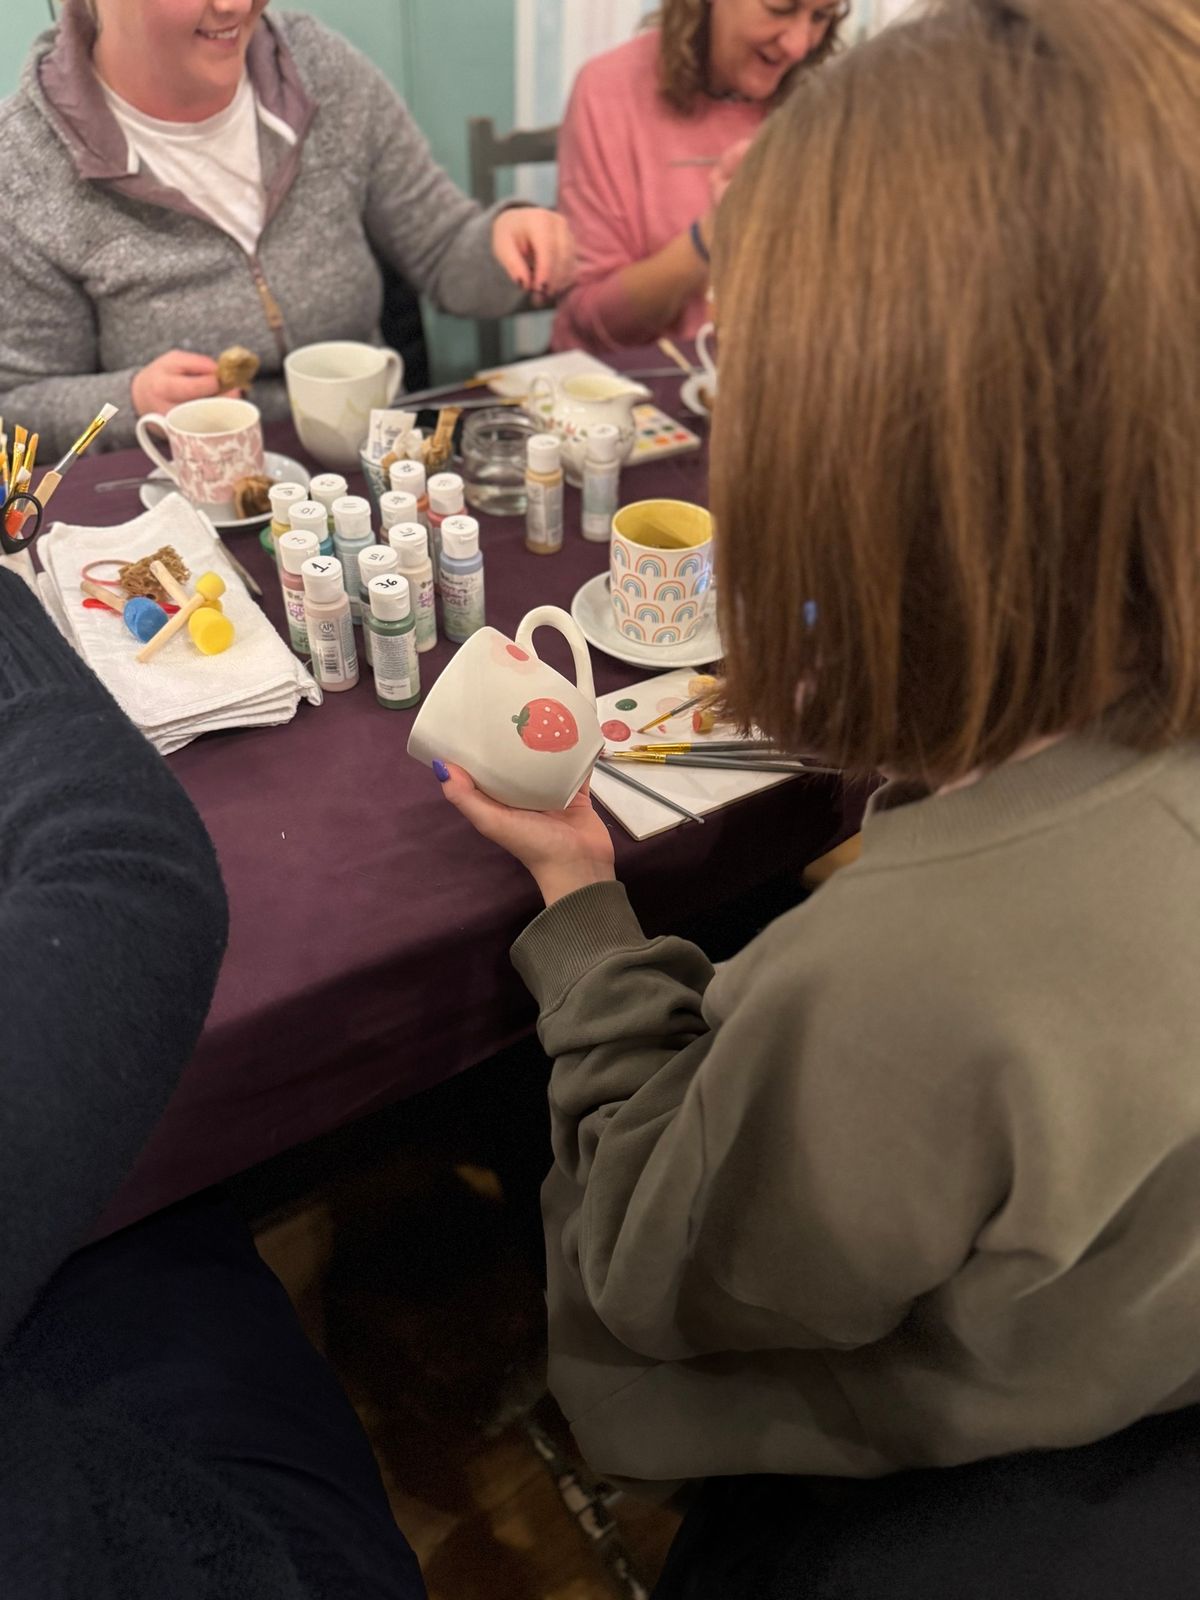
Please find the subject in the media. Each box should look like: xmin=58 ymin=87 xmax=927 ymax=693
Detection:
xmin=634 ymin=679 xmax=719 ymax=735
xmin=4 ymin=402 xmax=123 ymax=541
xmin=53 ymin=402 xmax=118 ymax=473
xmin=632 ymin=739 xmax=777 ymax=754
xmin=605 ymin=751 xmax=822 ymax=774
xmin=657 ymin=337 xmax=695 ymax=376
xmin=594 ymin=758 xmax=706 ymax=824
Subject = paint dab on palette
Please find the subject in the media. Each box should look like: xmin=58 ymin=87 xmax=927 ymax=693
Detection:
xmin=602 ymin=719 xmax=632 ymax=742
xmin=629 ymin=404 xmax=701 ymax=463
xmin=615 ymin=698 xmax=638 ymax=712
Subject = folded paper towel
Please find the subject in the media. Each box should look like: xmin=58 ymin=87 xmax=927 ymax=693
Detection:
xmin=38 ymin=494 xmax=320 ymax=753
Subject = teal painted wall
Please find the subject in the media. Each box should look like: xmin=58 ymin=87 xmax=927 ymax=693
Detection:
xmin=2 ymin=2 xmax=516 ymax=380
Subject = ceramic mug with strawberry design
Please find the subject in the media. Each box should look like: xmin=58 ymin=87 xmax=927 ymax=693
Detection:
xmin=407 ymin=605 xmax=603 ymax=810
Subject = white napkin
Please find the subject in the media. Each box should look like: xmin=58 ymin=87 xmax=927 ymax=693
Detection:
xmin=37 ymin=493 xmax=320 ymax=754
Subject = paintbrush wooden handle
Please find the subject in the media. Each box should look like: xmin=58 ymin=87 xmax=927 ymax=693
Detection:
xmin=150 ymin=558 xmax=190 ymax=608
xmin=79 ymin=578 xmax=125 ymax=613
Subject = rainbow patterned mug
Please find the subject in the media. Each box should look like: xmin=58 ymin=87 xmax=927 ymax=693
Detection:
xmin=609 ymin=499 xmax=714 ymax=646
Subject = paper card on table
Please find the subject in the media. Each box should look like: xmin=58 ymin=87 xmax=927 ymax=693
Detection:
xmin=591 ymin=669 xmax=791 ymax=841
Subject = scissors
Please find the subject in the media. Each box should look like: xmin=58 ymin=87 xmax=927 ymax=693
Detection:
xmin=1 ymin=490 xmax=43 ymax=555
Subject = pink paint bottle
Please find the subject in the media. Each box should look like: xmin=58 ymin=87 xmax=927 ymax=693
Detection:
xmin=426 ymin=471 xmax=464 ymax=589
xmin=276 ymin=528 xmax=319 ymax=656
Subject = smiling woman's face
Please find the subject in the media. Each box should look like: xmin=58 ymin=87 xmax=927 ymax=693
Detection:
xmin=92 ymin=0 xmax=270 ymax=118
xmin=708 ymin=0 xmax=839 ymax=100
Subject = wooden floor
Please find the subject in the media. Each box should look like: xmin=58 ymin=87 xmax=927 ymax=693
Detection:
xmin=252 ymin=1076 xmax=680 ymax=1599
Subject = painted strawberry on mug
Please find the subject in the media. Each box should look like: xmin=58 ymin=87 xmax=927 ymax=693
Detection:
xmin=513 ymin=698 xmax=579 ymax=753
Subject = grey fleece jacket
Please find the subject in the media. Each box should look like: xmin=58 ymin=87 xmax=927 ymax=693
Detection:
xmin=0 ymin=2 xmax=523 ymax=456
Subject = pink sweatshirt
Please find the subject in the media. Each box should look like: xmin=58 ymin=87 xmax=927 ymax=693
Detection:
xmin=551 ymin=30 xmax=765 ymax=354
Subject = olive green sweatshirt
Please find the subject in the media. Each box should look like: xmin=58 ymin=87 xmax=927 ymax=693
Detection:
xmin=512 ymin=736 xmax=1200 ymax=1495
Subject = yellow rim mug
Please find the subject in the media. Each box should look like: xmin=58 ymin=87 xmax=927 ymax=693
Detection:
xmin=609 ymin=499 xmax=714 ymax=646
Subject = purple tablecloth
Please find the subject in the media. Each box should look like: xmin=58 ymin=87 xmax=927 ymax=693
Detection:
xmin=53 ymin=357 xmax=849 ymax=1235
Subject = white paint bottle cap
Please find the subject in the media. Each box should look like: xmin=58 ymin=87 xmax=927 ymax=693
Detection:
xmin=369 ymin=573 xmax=412 ymax=623
xmin=278 ymin=529 xmax=319 ymax=575
xmin=388 ymin=523 xmax=430 ymax=566
xmin=309 ymin=473 xmax=348 ymax=509
xmin=389 ymin=458 xmax=427 ymax=497
xmin=331 ymin=494 xmax=373 ymax=537
xmin=584 ymin=424 xmax=620 ymax=463
xmin=428 ymin=472 xmax=465 ymax=516
xmin=288 ymin=500 xmax=329 ymax=536
xmin=358 ymin=545 xmax=399 ymax=584
xmin=301 ymin=555 xmax=346 ymax=603
xmin=441 ymin=514 xmax=479 ymax=559
xmin=528 ymin=433 xmax=561 ymax=474
xmin=269 ymin=481 xmax=308 ymax=518
xmin=380 ymin=489 xmax=417 ymax=528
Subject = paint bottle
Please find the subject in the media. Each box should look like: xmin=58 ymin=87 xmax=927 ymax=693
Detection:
xmin=387 ymin=521 xmax=438 ymax=652
xmin=581 ymin=424 xmax=621 ymax=543
xmin=388 ymin=458 xmax=430 ymax=532
xmin=388 ymin=523 xmax=438 ymax=653
xmin=331 ymin=494 xmax=375 ymax=625
xmin=309 ymin=473 xmax=348 ymax=541
xmin=427 ymin=471 xmax=465 ymax=586
xmin=356 ymin=543 xmax=400 ymax=666
xmin=288 ymin=498 xmax=334 ymax=558
xmin=277 ymin=528 xmax=319 ymax=655
xmin=525 ymin=434 xmax=563 ymax=555
xmin=379 ymin=489 xmax=418 ymax=541
xmin=439 ymin=514 xmax=485 ymax=643
xmin=268 ymin=481 xmax=308 ymax=561
xmin=366 ymin=574 xmax=420 ymax=710
xmin=301 ymin=554 xmax=359 ymax=692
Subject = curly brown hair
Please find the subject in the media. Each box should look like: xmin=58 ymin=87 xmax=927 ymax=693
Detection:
xmin=651 ymin=0 xmax=847 ymax=115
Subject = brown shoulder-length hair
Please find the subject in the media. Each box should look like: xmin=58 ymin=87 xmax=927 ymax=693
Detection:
xmin=711 ymin=0 xmax=1200 ymax=786
xmin=652 ymin=0 xmax=846 ymax=115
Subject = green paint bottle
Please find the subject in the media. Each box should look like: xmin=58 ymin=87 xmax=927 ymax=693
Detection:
xmin=366 ymin=574 xmax=420 ymax=710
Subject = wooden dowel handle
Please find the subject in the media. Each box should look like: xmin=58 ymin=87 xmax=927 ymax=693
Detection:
xmin=136 ymin=594 xmax=203 ymax=662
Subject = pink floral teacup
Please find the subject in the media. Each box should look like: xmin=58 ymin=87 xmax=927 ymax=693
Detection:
xmin=135 ymin=397 xmax=264 ymax=508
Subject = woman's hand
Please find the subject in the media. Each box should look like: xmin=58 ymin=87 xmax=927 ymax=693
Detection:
xmin=492 ymin=208 xmax=577 ymax=300
xmin=436 ymin=762 xmax=615 ymax=908
xmin=131 ymin=350 xmax=227 ymax=416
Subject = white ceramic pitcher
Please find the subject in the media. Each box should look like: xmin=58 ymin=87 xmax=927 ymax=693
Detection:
xmin=528 ymin=372 xmax=651 ymax=482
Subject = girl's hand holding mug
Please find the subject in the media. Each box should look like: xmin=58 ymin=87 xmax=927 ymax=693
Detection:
xmin=436 ymin=763 xmax=615 ymax=909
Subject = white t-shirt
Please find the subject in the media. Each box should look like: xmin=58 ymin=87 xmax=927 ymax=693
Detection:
xmin=98 ymin=72 xmax=266 ymax=256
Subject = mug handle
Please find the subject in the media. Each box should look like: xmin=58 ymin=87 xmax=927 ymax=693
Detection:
xmin=134 ymin=413 xmax=181 ymax=485
xmin=382 ymin=350 xmax=403 ymax=405
xmin=514 ymin=605 xmax=596 ymax=704
xmin=695 ymin=323 xmax=717 ymax=383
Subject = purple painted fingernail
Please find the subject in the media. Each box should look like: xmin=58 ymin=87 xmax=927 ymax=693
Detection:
xmin=433 ymin=760 xmax=450 ymax=783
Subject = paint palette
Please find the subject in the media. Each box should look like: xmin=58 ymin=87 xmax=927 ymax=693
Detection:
xmin=628 ymin=405 xmax=703 ymax=465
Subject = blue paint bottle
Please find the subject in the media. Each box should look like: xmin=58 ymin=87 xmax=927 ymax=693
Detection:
xmin=439 ymin=514 xmax=485 ymax=643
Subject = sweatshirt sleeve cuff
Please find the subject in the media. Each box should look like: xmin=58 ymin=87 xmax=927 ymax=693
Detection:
xmin=511 ymin=880 xmax=649 ymax=1010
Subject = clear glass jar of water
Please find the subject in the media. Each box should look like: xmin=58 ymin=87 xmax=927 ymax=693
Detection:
xmin=462 ymin=407 xmax=539 ymax=517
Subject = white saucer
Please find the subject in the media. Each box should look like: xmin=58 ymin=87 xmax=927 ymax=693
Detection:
xmin=571 ymin=571 xmax=723 ymax=669
xmin=138 ymin=450 xmax=309 ymax=531
xmin=680 ymin=373 xmax=715 ymax=419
